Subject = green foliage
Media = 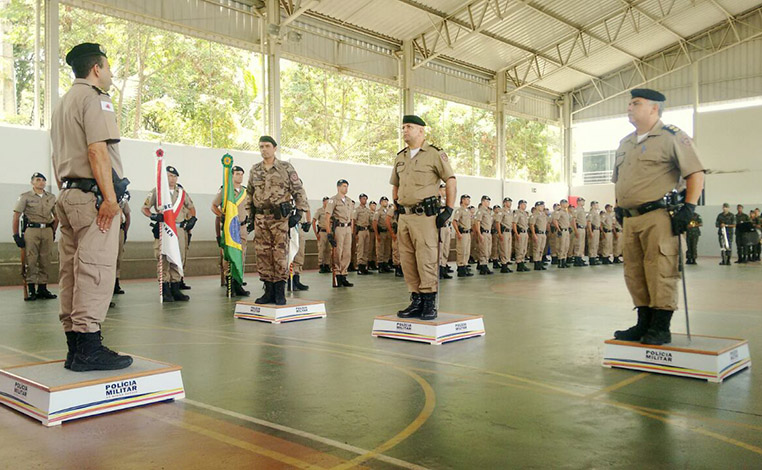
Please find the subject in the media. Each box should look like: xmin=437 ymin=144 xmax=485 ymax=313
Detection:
xmin=505 ymin=116 xmax=562 ymax=183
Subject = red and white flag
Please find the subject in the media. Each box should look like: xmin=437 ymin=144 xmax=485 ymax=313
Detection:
xmin=156 ymin=149 xmax=184 ymax=277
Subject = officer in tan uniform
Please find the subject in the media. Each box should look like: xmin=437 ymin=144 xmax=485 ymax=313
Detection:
xmin=586 ymin=201 xmax=601 ymax=265
xmin=324 ymin=179 xmax=355 ymax=287
xmin=392 ymin=115 xmax=456 ymax=320
xmin=142 ymin=166 xmax=196 ymax=302
xmin=353 ymin=193 xmax=373 ymax=275
xmin=373 ymin=196 xmax=393 ymax=273
xmin=612 ymin=88 xmax=705 ymax=345
xmin=438 ymin=184 xmax=453 ymax=279
xmin=514 ymin=200 xmax=530 ymax=272
xmin=51 ymin=43 xmax=132 ymax=371
xmin=530 ymin=201 xmax=548 ymax=271
xmin=497 ymin=197 xmax=514 ymax=273
xmin=548 ymin=203 xmax=559 ymax=264
xmin=468 ymin=205 xmax=478 ymax=264
xmin=600 ymin=204 xmax=615 ymax=264
xmin=551 ymin=199 xmax=571 ymax=269
xmin=572 ymin=198 xmax=588 ymax=266
xmin=289 ymin=207 xmax=311 ymax=291
xmin=313 ymin=197 xmax=331 ymax=273
xmin=388 ymin=203 xmax=404 ymax=277
xmin=367 ymin=200 xmax=378 ymax=269
xmin=212 ymin=165 xmax=249 ymax=296
xmin=114 ymin=194 xmax=131 ymax=294
xmin=13 ymin=173 xmax=58 ymax=301
xmin=613 ymin=217 xmax=624 ymax=263
xmin=453 ymin=195 xmax=474 ymax=277
xmin=248 ymin=135 xmax=310 ymax=304
xmin=491 ymin=205 xmax=501 ymax=269
xmin=474 ymin=196 xmax=494 ymax=275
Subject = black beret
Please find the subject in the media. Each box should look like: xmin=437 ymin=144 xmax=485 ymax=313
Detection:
xmin=560 ymin=199 xmax=568 ymax=203
xmin=481 ymin=195 xmax=491 ymax=201
xmin=503 ymin=197 xmax=512 ymax=202
xmin=577 ymin=197 xmax=585 ymax=202
xmin=31 ymin=172 xmax=46 ymax=181
xmin=232 ymin=166 xmax=244 ymax=173
xmin=630 ymin=88 xmax=666 ymax=102
xmin=460 ymin=194 xmax=471 ymax=200
xmin=337 ymin=179 xmax=348 ymax=186
xmin=468 ymin=206 xmax=474 ymax=209
xmin=535 ymin=201 xmax=545 ymax=206
xmin=259 ymin=135 xmax=277 ymax=147
xmin=359 ymin=193 xmax=368 ymax=198
xmin=322 ymin=196 xmax=330 ymax=201
xmin=370 ymin=201 xmax=377 ymax=205
xmin=166 ymin=166 xmax=179 ymax=176
xmin=65 ymin=43 xmax=107 ymax=66
xmin=518 ymin=199 xmax=527 ymax=205
xmin=402 ymin=115 xmax=426 ymax=126
xmin=493 ymin=205 xmax=500 ymax=210
xmin=591 ymin=200 xmax=599 ymax=205
xmin=380 ymin=196 xmax=389 ymax=201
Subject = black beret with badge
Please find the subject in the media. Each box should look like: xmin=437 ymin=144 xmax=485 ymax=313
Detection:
xmin=336 ymin=179 xmax=348 ymax=186
xmin=166 ymin=166 xmax=179 ymax=176
xmin=503 ymin=197 xmax=512 ymax=202
xmin=402 ymin=115 xmax=426 ymax=126
xmin=630 ymin=88 xmax=666 ymax=102
xmin=31 ymin=172 xmax=46 ymax=181
xmin=65 ymin=43 xmax=107 ymax=66
xmin=232 ymin=166 xmax=244 ymax=173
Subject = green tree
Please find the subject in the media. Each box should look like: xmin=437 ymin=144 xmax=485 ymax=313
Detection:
xmin=505 ymin=117 xmax=561 ymax=183
xmin=0 ymin=0 xmax=42 ymax=125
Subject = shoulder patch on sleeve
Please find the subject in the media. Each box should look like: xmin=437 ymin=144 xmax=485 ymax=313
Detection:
xmin=662 ymin=124 xmax=680 ymax=135
xmin=439 ymin=151 xmax=449 ymax=163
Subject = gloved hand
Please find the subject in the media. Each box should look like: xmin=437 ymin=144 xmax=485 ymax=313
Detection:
xmin=327 ymin=233 xmax=337 ymax=247
xmin=557 ymin=230 xmax=562 ymax=237
xmin=183 ymin=216 xmax=198 ymax=232
xmin=13 ymin=234 xmax=25 ymax=248
xmin=151 ymin=222 xmax=160 ymax=239
xmin=150 ymin=213 xmax=164 ymax=223
xmin=614 ymin=207 xmax=624 ymax=226
xmin=436 ymin=207 xmax=453 ymax=229
xmin=671 ymin=203 xmax=696 ymax=235
xmin=288 ymin=211 xmax=301 ymax=229
xmin=301 ymin=222 xmax=310 ymax=233
xmin=216 ymin=235 xmax=223 ymax=247
xmin=247 ymin=219 xmax=255 ymax=233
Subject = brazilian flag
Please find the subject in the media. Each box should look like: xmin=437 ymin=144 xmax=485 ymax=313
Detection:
xmin=221 ymin=154 xmax=246 ymax=284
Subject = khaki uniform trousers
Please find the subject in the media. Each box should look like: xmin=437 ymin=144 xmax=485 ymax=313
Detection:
xmin=317 ymin=230 xmax=330 ymax=265
xmin=392 ymin=235 xmax=400 ymax=265
xmin=533 ymin=234 xmax=547 ymax=262
xmin=254 ymin=215 xmax=289 ymax=282
xmin=398 ymin=214 xmax=438 ymax=293
xmin=154 ymin=227 xmax=187 ymax=283
xmin=116 ymin=227 xmax=126 ymax=278
xmin=602 ymin=231 xmax=613 ymax=257
xmin=24 ymin=226 xmax=54 ymax=284
xmin=439 ymin=225 xmax=451 ymax=266
xmin=516 ymin=232 xmax=529 ymax=262
xmin=614 ymin=231 xmax=623 ymax=257
xmin=377 ymin=231 xmax=391 ymax=263
xmin=356 ymin=229 xmax=370 ymax=265
xmin=456 ymin=233 xmax=471 ymax=267
xmin=56 ymin=190 xmax=119 ymax=333
xmin=368 ymin=231 xmax=376 ymax=263
xmin=549 ymin=229 xmax=558 ymax=257
xmin=478 ymin=231 xmax=492 ymax=264
xmin=292 ymin=230 xmax=306 ymax=274
xmin=574 ymin=229 xmax=586 ymax=257
xmin=471 ymin=233 xmax=479 ymax=260
xmin=498 ymin=231 xmax=513 ymax=264
xmin=588 ymin=229 xmax=600 ymax=258
xmin=558 ymin=230 xmax=570 ymax=259
xmin=623 ymin=209 xmax=679 ymax=311
xmin=333 ymin=225 xmax=352 ymax=275
xmin=491 ymin=232 xmax=499 ymax=260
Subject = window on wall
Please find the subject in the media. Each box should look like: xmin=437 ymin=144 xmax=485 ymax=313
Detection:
xmin=58 ymin=6 xmax=265 ymax=150
xmin=504 ymin=116 xmax=562 ymax=183
xmin=0 ymin=0 xmax=43 ymax=127
xmin=415 ymin=93 xmax=496 ymax=178
xmin=279 ymin=59 xmax=399 ymax=165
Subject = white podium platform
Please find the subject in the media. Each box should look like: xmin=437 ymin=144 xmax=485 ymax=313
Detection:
xmin=603 ymin=334 xmax=751 ymax=383
xmin=372 ymin=312 xmax=485 ymax=345
xmin=234 ymin=299 xmax=326 ymax=323
xmin=0 ymin=356 xmax=184 ymax=426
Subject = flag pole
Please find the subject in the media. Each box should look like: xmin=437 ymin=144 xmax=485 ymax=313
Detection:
xmin=157 ymin=149 xmax=164 ymax=303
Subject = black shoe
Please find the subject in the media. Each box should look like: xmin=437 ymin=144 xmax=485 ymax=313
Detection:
xmin=368 ymin=261 xmax=377 ymax=270
xmin=292 ymin=274 xmax=309 ymax=290
xmin=517 ymin=262 xmax=530 ymax=272
xmin=479 ymin=265 xmax=493 ymax=275
xmin=589 ymin=258 xmax=599 ymax=266
xmin=577 ymin=257 xmax=589 ymax=267
xmin=232 ymin=279 xmax=250 ymax=297
xmin=36 ymin=284 xmax=57 ymax=299
xmin=357 ymin=264 xmax=368 ymax=275
xmin=500 ymin=264 xmax=512 ymax=273
xmin=348 ymin=264 xmax=357 ymax=272
xmin=340 ymin=275 xmax=354 ymax=287
xmin=64 ymin=331 xmax=77 ymax=370
xmin=273 ymin=280 xmax=287 ymax=305
xmin=492 ymin=260 xmax=500 ymax=269
xmin=468 ymin=257 xmax=476 ymax=264
xmin=614 ymin=307 xmax=652 ymax=341
xmin=395 ymin=265 xmax=404 ymax=277
xmin=179 ymin=278 xmax=191 ymax=290
xmin=613 ymin=257 xmax=621 ymax=264
xmin=557 ymin=259 xmax=565 ymax=269
xmin=457 ymin=266 xmax=473 ymax=277
xmin=641 ymin=309 xmax=673 ymax=345
xmin=24 ymin=283 xmax=36 ymax=301
xmin=446 ymin=265 xmax=454 ymax=273
xmin=255 ymin=281 xmax=276 ymax=304
xmin=439 ymin=266 xmax=452 ymax=279
xmin=419 ymin=293 xmax=438 ymax=321
xmin=162 ymin=282 xmax=174 ymax=303
xmin=602 ymin=257 xmax=612 ymax=265
xmin=539 ymin=261 xmax=547 ymax=270
xmin=114 ymin=278 xmax=125 ymax=295
xmin=551 ymin=256 xmax=559 ymax=265
xmin=533 ymin=261 xmax=541 ymax=271
xmin=170 ymin=282 xmax=190 ymax=301
xmin=397 ymin=292 xmax=423 ymax=318
xmin=70 ymin=332 xmax=133 ymax=372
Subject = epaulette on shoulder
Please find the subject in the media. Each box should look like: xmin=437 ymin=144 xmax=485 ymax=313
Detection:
xmin=663 ymin=124 xmax=680 ymax=135
xmin=91 ymin=85 xmax=109 ymax=96
xmin=430 ymin=144 xmax=441 ymax=151
xmin=397 ymin=148 xmax=406 ymax=155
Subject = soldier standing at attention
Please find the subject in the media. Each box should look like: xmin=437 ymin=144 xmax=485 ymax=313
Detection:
xmin=491 ymin=205 xmax=501 ymax=269
xmin=613 ymin=216 xmax=624 ymax=263
xmin=373 ymin=196 xmax=393 ymax=273
xmin=572 ymin=198 xmax=588 ymax=266
xmin=114 ymin=194 xmax=131 ymax=294
xmin=685 ymin=211 xmax=702 ymax=265
xmin=388 ymin=203 xmax=404 ymax=277
xmin=453 ymin=195 xmax=473 ymax=277
xmin=586 ymin=201 xmax=601 ymax=265
xmin=353 ymin=193 xmax=373 ymax=275
xmin=600 ymin=204 xmax=615 ymax=264
xmin=438 ymin=184 xmax=453 ymax=279
xmin=13 ymin=172 xmax=58 ymax=301
xmin=552 ymin=199 xmax=571 ymax=269
xmin=313 ymin=197 xmax=331 ymax=273
xmin=393 ymin=115 xmax=456 ymax=320
xmin=51 ymin=43 xmax=132 ymax=371
xmin=473 ymin=196 xmax=494 ymax=275
xmin=530 ymin=201 xmax=548 ymax=271
xmin=497 ymin=197 xmax=514 ymax=273
xmin=716 ymin=203 xmax=735 ymax=266
xmin=367 ymin=200 xmax=378 ymax=269
xmin=734 ymin=204 xmax=751 ymax=263
xmin=325 ymin=179 xmax=355 ymax=287
xmin=468 ymin=205 xmax=478 ymax=264
xmin=548 ymin=203 xmax=559 ymax=264
xmin=248 ymin=136 xmax=309 ymax=304
xmin=612 ymin=88 xmax=705 ymax=346
xmin=142 ymin=166 xmax=196 ymax=302
xmin=212 ymin=165 xmax=250 ymax=296
xmin=514 ymin=200 xmax=530 ymax=272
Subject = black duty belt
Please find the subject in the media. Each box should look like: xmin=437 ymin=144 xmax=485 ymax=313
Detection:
xmin=26 ymin=223 xmax=52 ymax=228
xmin=535 ymin=230 xmax=546 ymax=235
xmin=501 ymin=225 xmax=512 ymax=231
xmin=61 ymin=178 xmax=98 ymax=192
xmin=517 ymin=228 xmax=527 ymax=233
xmin=480 ymin=229 xmax=490 ymax=234
xmin=335 ymin=222 xmax=350 ymax=228
xmin=357 ymin=226 xmax=370 ymax=231
xmin=490 ymin=229 xmax=498 ymax=234
xmin=398 ymin=203 xmax=431 ymax=216
xmin=577 ymin=224 xmax=585 ymax=229
xmin=460 ymin=229 xmax=471 ymax=234
xmin=377 ymin=227 xmax=387 ymax=232
xmin=602 ymin=228 xmax=612 ymax=233
xmin=621 ymin=199 xmax=668 ymax=218
xmin=591 ymin=225 xmax=600 ymax=230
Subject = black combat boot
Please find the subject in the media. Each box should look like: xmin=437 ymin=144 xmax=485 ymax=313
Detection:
xmin=533 ymin=261 xmax=541 ymax=271
xmin=602 ymin=257 xmax=612 ymax=265
xmin=500 ymin=263 xmax=512 ymax=273
xmin=566 ymin=257 xmax=574 ymax=265
xmin=457 ymin=266 xmax=473 ymax=277
xmin=36 ymin=284 xmax=57 ymax=299
xmin=256 ymin=281 xmax=276 ymax=304
xmin=468 ymin=256 xmax=476 ymax=264
xmin=589 ymin=257 xmax=599 ymax=266
xmin=613 ymin=257 xmax=622 ymax=264
xmin=395 ymin=265 xmax=404 ymax=277
xmin=557 ymin=259 xmax=565 ymax=269
xmin=492 ymin=260 xmax=500 ymax=269
xmin=232 ymin=279 xmax=250 ymax=297
xmin=446 ymin=264 xmax=454 ymax=273
xmin=551 ymin=256 xmax=558 ymax=265
xmin=340 ymin=275 xmax=354 ymax=287
xmin=614 ymin=307 xmax=652 ymax=341
xmin=170 ymin=282 xmax=190 ymax=301
xmin=273 ymin=280 xmax=287 ymax=305
xmin=439 ymin=266 xmax=452 ymax=279
xmin=70 ymin=332 xmax=133 ymax=372
xmin=24 ymin=283 xmax=37 ymax=301
xmin=368 ymin=261 xmax=377 ymax=270
xmin=292 ymin=274 xmax=309 ymax=290
xmin=114 ymin=278 xmax=125 ymax=294
xmin=348 ymin=263 xmax=357 ymax=272
xmin=419 ymin=293 xmax=438 ymax=321
xmin=539 ymin=260 xmax=547 ymax=270
xmin=162 ymin=283 xmax=174 ymax=303
xmin=64 ymin=331 xmax=77 ymax=370
xmin=357 ymin=264 xmax=368 ymax=275
xmin=319 ymin=264 xmax=330 ymax=273
xmin=397 ymin=292 xmax=422 ymax=318
xmin=179 ymin=277 xmax=191 ymax=290
xmin=516 ymin=262 xmax=528 ymax=272
xmin=641 ymin=309 xmax=673 ymax=345
xmin=579 ymin=257 xmax=589 ymax=266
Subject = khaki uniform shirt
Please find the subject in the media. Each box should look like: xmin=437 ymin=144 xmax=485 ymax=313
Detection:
xmin=612 ymin=120 xmax=705 ymax=209
xmin=144 ymin=187 xmax=195 ymax=220
xmin=353 ymin=205 xmax=372 ymax=228
xmin=212 ymin=186 xmax=249 ymax=221
xmin=248 ymin=159 xmax=309 ymax=212
xmin=453 ymin=206 xmax=473 ymax=231
xmin=313 ymin=205 xmax=328 ymax=229
xmin=389 ymin=141 xmax=455 ymax=206
xmin=326 ymin=195 xmax=355 ymax=225
xmin=374 ymin=206 xmax=392 ymax=227
xmin=51 ymin=78 xmax=123 ymax=181
xmin=14 ymin=190 xmax=57 ymax=224
xmin=553 ymin=209 xmax=570 ymax=230
xmin=515 ymin=210 xmax=529 ymax=231
xmin=601 ymin=212 xmax=614 ymax=230
xmin=499 ymin=207 xmax=514 ymax=232
xmin=531 ymin=211 xmax=547 ymax=232
xmin=573 ymin=207 xmax=587 ymax=229
xmin=474 ymin=206 xmax=493 ymax=233
xmin=587 ymin=210 xmax=601 ymax=229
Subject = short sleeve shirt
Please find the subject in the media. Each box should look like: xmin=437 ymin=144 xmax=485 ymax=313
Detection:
xmin=474 ymin=207 xmax=493 ymax=232
xmin=353 ymin=205 xmax=372 ymax=227
xmin=144 ymin=187 xmax=194 ymax=220
xmin=325 ymin=195 xmax=354 ymax=224
xmin=14 ymin=190 xmax=57 ymax=224
xmin=453 ymin=206 xmax=473 ymax=230
xmin=213 ymin=186 xmax=249 ymax=220
xmin=389 ymin=142 xmax=455 ymax=206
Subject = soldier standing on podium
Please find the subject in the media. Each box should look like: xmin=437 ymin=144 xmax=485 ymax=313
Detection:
xmin=392 ymin=115 xmax=456 ymax=321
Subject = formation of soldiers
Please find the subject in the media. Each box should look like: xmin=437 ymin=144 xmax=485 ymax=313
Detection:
xmin=715 ymin=203 xmax=762 ymax=265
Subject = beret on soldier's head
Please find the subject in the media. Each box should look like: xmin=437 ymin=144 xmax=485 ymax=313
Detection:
xmin=322 ymin=196 xmax=330 ymax=201
xmin=577 ymin=197 xmax=585 ymax=202
xmin=503 ymin=197 xmax=512 ymax=202
xmin=31 ymin=172 xmax=46 ymax=181
xmin=630 ymin=88 xmax=666 ymax=102
xmin=402 ymin=115 xmax=426 ymax=126
xmin=370 ymin=201 xmax=376 ymax=205
xmin=481 ymin=195 xmax=491 ymax=201
xmin=359 ymin=193 xmax=368 ymax=198
xmin=722 ymin=202 xmax=729 ymax=208
xmin=259 ymin=135 xmax=277 ymax=147
xmin=460 ymin=194 xmax=470 ymax=200
xmin=591 ymin=200 xmax=598 ymax=205
xmin=65 ymin=43 xmax=107 ymax=66
xmin=519 ymin=199 xmax=527 ymax=205
xmin=166 ymin=166 xmax=179 ymax=176
xmin=380 ymin=196 xmax=389 ymax=201
xmin=560 ymin=199 xmax=568 ymax=203
xmin=535 ymin=201 xmax=545 ymax=206
xmin=232 ymin=166 xmax=244 ymax=173
xmin=337 ymin=179 xmax=348 ymax=186
xmin=493 ymin=205 xmax=500 ymax=210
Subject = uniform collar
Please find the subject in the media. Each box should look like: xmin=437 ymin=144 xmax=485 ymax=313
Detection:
xmin=627 ymin=119 xmax=664 ymax=143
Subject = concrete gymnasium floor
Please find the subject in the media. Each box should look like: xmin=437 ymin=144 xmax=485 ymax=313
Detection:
xmin=0 ymin=259 xmax=760 ymax=469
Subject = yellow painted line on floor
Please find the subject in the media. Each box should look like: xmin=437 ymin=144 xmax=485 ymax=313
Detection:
xmin=585 ymin=373 xmax=649 ymax=398
xmin=0 ymin=344 xmax=50 ymax=361
xmin=627 ymin=404 xmax=762 ymax=433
